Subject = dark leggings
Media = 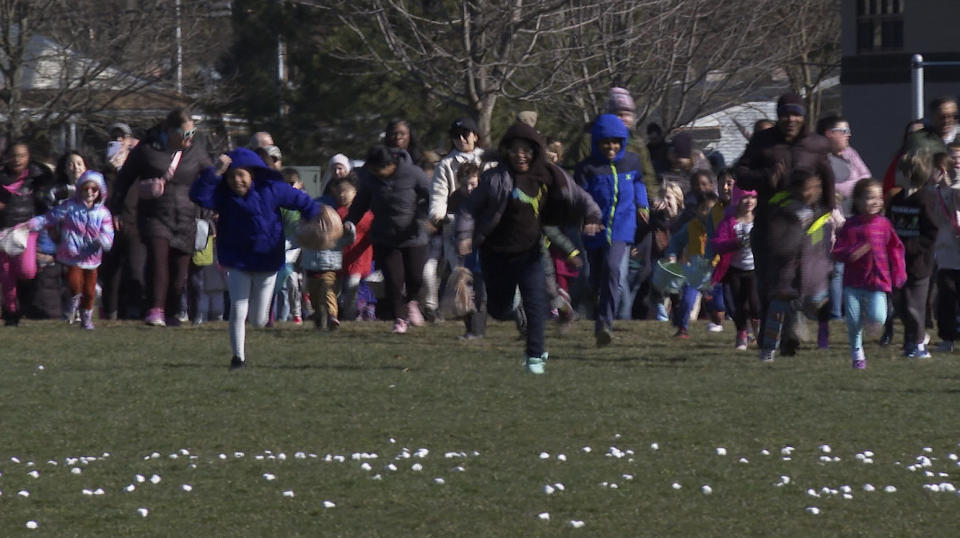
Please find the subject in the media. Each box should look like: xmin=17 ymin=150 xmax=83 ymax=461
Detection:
xmin=146 ymin=236 xmax=191 ymax=313
xmin=374 ymin=243 xmax=427 ymax=320
xmin=100 ymin=229 xmax=147 ymax=317
xmin=725 ymin=267 xmax=760 ymax=332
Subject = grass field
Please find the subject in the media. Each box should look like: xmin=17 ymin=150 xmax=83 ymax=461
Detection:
xmin=1 ymin=317 xmax=959 ymax=536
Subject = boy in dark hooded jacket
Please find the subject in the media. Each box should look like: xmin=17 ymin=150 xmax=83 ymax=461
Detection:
xmin=456 ymin=123 xmax=602 ymax=374
xmin=575 ymin=113 xmax=649 ymax=346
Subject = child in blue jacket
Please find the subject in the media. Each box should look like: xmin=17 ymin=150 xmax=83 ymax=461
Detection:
xmin=575 ymin=113 xmax=649 ymax=347
xmin=190 ymin=148 xmax=319 ymax=369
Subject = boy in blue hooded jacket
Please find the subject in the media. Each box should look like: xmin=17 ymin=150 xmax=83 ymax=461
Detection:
xmin=575 ymin=113 xmax=649 ymax=347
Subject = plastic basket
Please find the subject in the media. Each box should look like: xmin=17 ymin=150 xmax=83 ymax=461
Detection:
xmin=652 ymin=259 xmax=685 ymax=294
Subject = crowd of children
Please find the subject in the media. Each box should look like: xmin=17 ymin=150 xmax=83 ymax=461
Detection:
xmin=3 ymin=92 xmax=960 ymax=374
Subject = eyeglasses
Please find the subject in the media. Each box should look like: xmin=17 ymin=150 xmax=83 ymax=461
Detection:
xmin=829 ymin=128 xmax=851 ymax=135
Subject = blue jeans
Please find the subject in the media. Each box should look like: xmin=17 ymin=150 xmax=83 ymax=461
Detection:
xmin=829 ymin=262 xmax=845 ymax=319
xmin=843 ymin=286 xmax=887 ymax=351
xmin=673 ymin=283 xmax=726 ymax=330
xmin=481 ymin=246 xmax=546 ymax=359
xmin=588 ymin=241 xmax=629 ymax=334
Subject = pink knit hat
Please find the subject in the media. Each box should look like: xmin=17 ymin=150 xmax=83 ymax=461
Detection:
xmin=730 ymin=186 xmax=757 ymax=208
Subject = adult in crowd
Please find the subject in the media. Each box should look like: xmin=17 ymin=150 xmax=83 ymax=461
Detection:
xmin=425 ymin=117 xmax=486 ymax=321
xmin=106 ymin=123 xmax=139 ymax=171
xmin=817 ymin=115 xmax=872 ymax=213
xmin=0 ymin=141 xmax=53 ymax=325
xmin=882 ymin=120 xmax=926 ymax=197
xmin=384 ymin=119 xmax=425 ymax=169
xmin=109 ymin=109 xmax=212 ymax=327
xmin=247 ymin=131 xmax=274 ymax=150
xmin=734 ymin=92 xmax=835 ymax=357
xmin=456 ymin=122 xmax=602 ymax=374
xmin=320 ymin=153 xmax=353 ymax=197
xmin=906 ymin=96 xmax=958 ymax=156
xmin=646 ymin=123 xmax=670 ymax=175
xmin=345 ymin=146 xmax=430 ymax=333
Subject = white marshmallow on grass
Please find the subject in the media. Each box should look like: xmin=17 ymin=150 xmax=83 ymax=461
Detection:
xmin=760 ymin=449 xmax=771 ymax=456
xmin=739 ymin=457 xmax=749 ymax=464
xmin=583 ymin=446 xmax=593 ymax=453
xmin=716 ymin=447 xmax=727 ymax=456
xmin=863 ymin=484 xmax=875 ymax=492
xmin=93 ymin=488 xmax=105 ymax=495
xmin=433 ymin=478 xmax=445 ymax=485
xmin=149 ymin=475 xmax=161 ymax=484
xmin=25 ymin=521 xmax=38 ymax=529
xmin=701 ymin=485 xmax=712 ymax=495
xmin=537 ymin=512 xmax=550 ymax=521
xmin=27 ymin=470 xmax=39 ymax=478
xmin=544 ymin=485 xmax=556 ymax=495
xmin=323 ymin=501 xmax=336 ymax=508
xmin=71 ymin=467 xmax=82 ymax=475
xmin=557 ymin=454 xmax=567 ymax=462
xmin=411 ymin=463 xmax=423 ymax=472
xmin=124 ymin=484 xmax=136 ymax=493
xmin=360 ymin=463 xmax=373 ymax=472
xmin=282 ymin=490 xmax=295 ymax=498
xmin=672 ymin=482 xmax=682 ymax=490
xmin=135 ymin=474 xmax=145 ymax=483
xmin=18 ymin=490 xmax=30 ymax=497
xmin=137 ymin=508 xmax=149 ymax=518
xmin=806 ymin=507 xmax=821 ymax=515
xmin=649 ymin=443 xmax=659 ymax=451
xmin=181 ymin=484 xmax=193 ymax=492
xmin=569 ymin=520 xmax=585 ymax=528
xmin=884 ymin=485 xmax=897 ymax=493
xmin=262 ymin=473 xmax=276 ymax=481
xmin=82 ymin=489 xmax=94 ymax=496
xmin=539 ymin=452 xmax=550 ymax=460
xmin=819 ymin=444 xmax=832 ymax=453
xmin=554 ymin=483 xmax=566 ymax=491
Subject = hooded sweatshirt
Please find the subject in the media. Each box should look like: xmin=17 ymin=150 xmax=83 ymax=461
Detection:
xmin=189 ymin=148 xmax=319 ymax=272
xmin=575 ymin=114 xmax=648 ymax=249
xmin=27 ymin=170 xmax=114 ymax=269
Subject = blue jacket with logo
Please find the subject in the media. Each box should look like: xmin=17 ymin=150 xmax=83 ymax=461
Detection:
xmin=574 ymin=114 xmax=648 ymax=249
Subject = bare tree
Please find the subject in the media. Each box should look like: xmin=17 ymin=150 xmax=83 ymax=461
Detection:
xmin=0 ymin=0 xmax=227 ymax=142
xmin=773 ymin=0 xmax=842 ymax=123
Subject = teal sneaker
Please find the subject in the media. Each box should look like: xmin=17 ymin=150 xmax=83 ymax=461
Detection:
xmin=525 ymin=352 xmax=548 ymax=375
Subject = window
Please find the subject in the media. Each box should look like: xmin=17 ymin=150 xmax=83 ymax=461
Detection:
xmin=857 ymin=0 xmax=904 ymax=53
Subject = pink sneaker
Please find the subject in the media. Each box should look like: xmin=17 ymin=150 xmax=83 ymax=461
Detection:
xmin=145 ymin=307 xmax=166 ymax=327
xmin=852 ymin=348 xmax=866 ymax=370
xmin=406 ymin=300 xmax=424 ymax=327
xmin=392 ymin=318 xmax=408 ymax=334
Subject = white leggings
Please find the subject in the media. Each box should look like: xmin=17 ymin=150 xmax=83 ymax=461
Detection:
xmin=227 ymin=269 xmax=277 ymax=360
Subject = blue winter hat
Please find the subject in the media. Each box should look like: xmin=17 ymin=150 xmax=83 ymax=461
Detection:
xmin=225 ymin=147 xmax=283 ymax=182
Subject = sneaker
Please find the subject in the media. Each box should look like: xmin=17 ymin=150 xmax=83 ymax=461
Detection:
xmin=327 ymin=316 xmax=340 ymax=331
xmin=673 ymin=327 xmax=690 ymax=339
xmin=406 ymin=301 xmax=424 ymax=327
xmin=596 ymin=327 xmax=613 ymax=348
xmin=80 ymin=309 xmax=94 ymax=331
xmin=656 ymin=303 xmax=669 ymax=322
xmin=363 ymin=304 xmax=378 ymax=321
xmin=293 ymin=315 xmax=303 ymax=325
xmin=423 ymin=306 xmax=438 ymax=323
xmin=735 ymin=330 xmax=748 ymax=351
xmin=935 ymin=340 xmax=955 ymax=353
xmin=905 ymin=344 xmax=932 ymax=359
xmin=193 ymin=312 xmax=206 ymax=326
xmin=706 ymin=322 xmax=724 ymax=333
xmin=817 ymin=321 xmax=829 ymax=349
xmin=879 ymin=333 xmax=892 ymax=346
xmin=458 ymin=333 xmax=484 ymax=341
xmin=176 ymin=310 xmax=189 ymax=323
xmin=524 ymin=352 xmax=548 ymax=375
xmin=759 ymin=349 xmax=775 ymax=362
xmin=66 ymin=294 xmax=81 ymax=324
xmin=229 ymin=356 xmax=245 ymax=370
xmin=851 ymin=348 xmax=866 ymax=370
xmin=392 ymin=318 xmax=408 ymax=334
xmin=145 ymin=308 xmax=166 ymax=327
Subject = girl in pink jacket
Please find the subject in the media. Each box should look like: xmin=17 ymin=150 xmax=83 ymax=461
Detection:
xmin=831 ymin=178 xmax=906 ymax=369
xmin=26 ymin=170 xmax=114 ymax=330
xmin=710 ymin=187 xmax=759 ymax=351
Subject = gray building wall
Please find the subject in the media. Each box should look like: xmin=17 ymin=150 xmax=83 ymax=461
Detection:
xmin=841 ymin=1 xmax=960 ymax=178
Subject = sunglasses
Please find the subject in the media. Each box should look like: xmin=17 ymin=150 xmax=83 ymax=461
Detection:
xmin=829 ymin=128 xmax=851 ymax=135
xmin=178 ymin=127 xmax=197 ymax=140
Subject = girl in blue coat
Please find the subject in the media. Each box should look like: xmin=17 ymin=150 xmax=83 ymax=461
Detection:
xmin=574 ymin=114 xmax=649 ymax=346
xmin=190 ymin=148 xmax=319 ymax=369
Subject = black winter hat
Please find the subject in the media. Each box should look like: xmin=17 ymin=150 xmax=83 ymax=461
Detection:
xmin=449 ymin=117 xmax=479 ymax=136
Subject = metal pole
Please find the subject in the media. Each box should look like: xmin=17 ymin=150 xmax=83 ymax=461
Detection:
xmin=911 ymin=53 xmax=924 ymax=120
xmin=176 ymin=0 xmax=183 ymax=94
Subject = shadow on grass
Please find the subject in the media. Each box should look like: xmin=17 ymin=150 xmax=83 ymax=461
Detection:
xmin=160 ymin=361 xmax=412 ymax=372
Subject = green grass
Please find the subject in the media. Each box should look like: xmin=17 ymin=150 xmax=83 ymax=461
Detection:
xmin=1 ymin=318 xmax=959 ymax=536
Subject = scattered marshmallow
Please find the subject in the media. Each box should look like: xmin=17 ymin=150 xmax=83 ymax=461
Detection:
xmin=569 ymin=520 xmax=585 ymax=528
xmin=539 ymin=452 xmax=550 ymax=460
xmin=282 ymin=490 xmax=295 ymax=498
xmin=650 ymin=443 xmax=659 ymax=451
xmin=323 ymin=500 xmax=336 ymax=508
xmin=701 ymin=485 xmax=712 ymax=495
xmin=263 ymin=473 xmax=276 ymax=481
xmin=137 ymin=508 xmax=149 ymax=517
xmin=544 ymin=485 xmax=556 ymax=495
xmin=672 ymin=482 xmax=682 ymax=490
xmin=125 ymin=484 xmax=136 ymax=493
xmin=25 ymin=521 xmax=38 ymax=529
xmin=434 ymin=478 xmax=445 ymax=485
xmin=557 ymin=454 xmax=567 ymax=462
xmin=149 ymin=474 xmax=161 ymax=484
xmin=863 ymin=484 xmax=875 ymax=492
xmin=739 ymin=457 xmax=749 ymax=464
xmin=360 ymin=463 xmax=372 ymax=472
xmin=411 ymin=463 xmax=423 ymax=472
xmin=806 ymin=507 xmax=820 ymax=515
xmin=538 ymin=512 xmax=550 ymax=521
xmin=135 ymin=475 xmax=145 ymax=483
xmin=583 ymin=446 xmax=593 ymax=453
xmin=27 ymin=470 xmax=39 ymax=478
xmin=760 ymin=449 xmax=770 ymax=456
xmin=819 ymin=444 xmax=832 ymax=453
xmin=18 ymin=490 xmax=30 ymax=497
xmin=181 ymin=484 xmax=192 ymax=492
xmin=71 ymin=467 xmax=82 ymax=475
xmin=716 ymin=447 xmax=727 ymax=456
xmin=884 ymin=485 xmax=897 ymax=493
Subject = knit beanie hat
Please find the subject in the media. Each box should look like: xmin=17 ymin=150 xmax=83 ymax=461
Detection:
xmin=777 ymin=93 xmax=806 ymax=117
xmin=329 ymin=153 xmax=352 ymax=172
xmin=607 ymin=87 xmax=636 ymax=113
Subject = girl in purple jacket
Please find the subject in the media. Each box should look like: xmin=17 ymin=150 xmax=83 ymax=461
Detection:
xmin=710 ymin=187 xmax=759 ymax=351
xmin=25 ymin=170 xmax=114 ymax=330
xmin=831 ymin=178 xmax=906 ymax=369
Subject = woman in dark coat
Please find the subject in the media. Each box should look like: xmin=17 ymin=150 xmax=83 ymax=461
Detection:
xmin=109 ymin=109 xmax=212 ymax=326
